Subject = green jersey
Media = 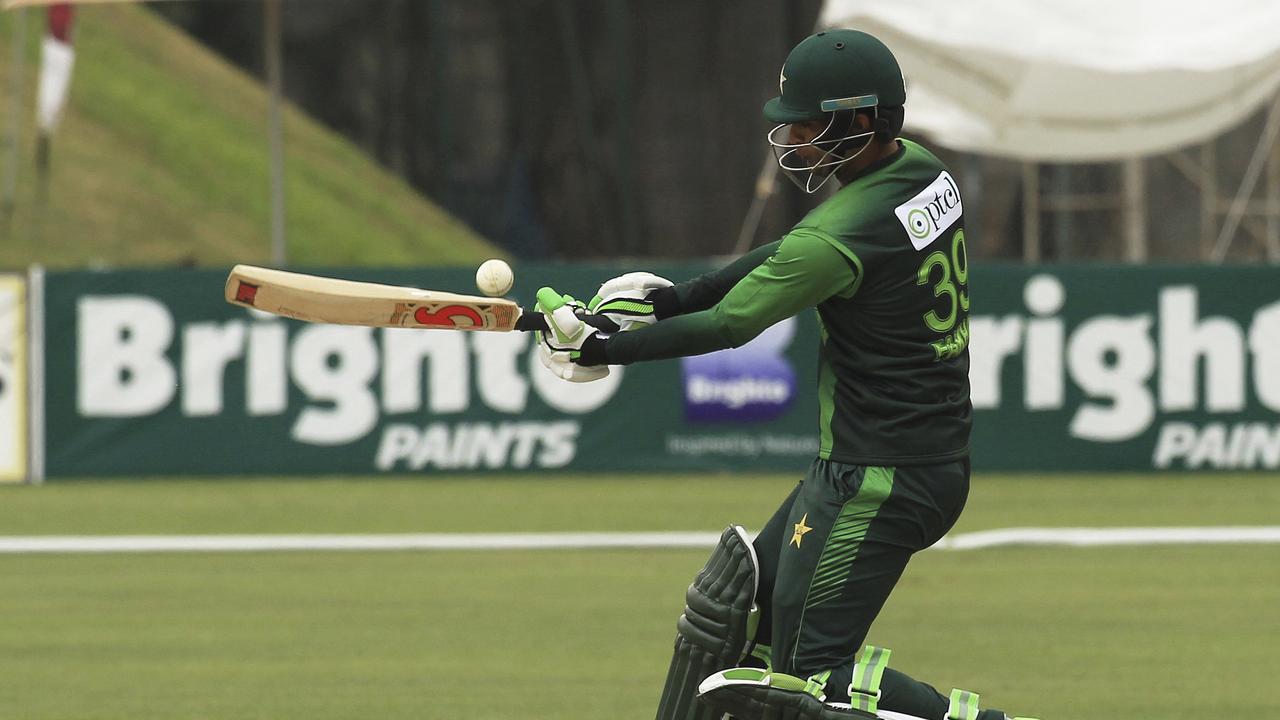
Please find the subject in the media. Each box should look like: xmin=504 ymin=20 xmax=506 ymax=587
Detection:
xmin=602 ymin=139 xmax=971 ymax=465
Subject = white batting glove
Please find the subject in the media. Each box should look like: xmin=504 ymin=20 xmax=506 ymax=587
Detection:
xmin=534 ymin=287 xmax=610 ymax=383
xmin=587 ymin=271 xmax=675 ymax=332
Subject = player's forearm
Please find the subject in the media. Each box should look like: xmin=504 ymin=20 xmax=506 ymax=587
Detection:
xmin=601 ymin=273 xmax=816 ymax=364
xmin=598 ymin=308 xmax=741 ymax=364
xmin=590 ymin=233 xmax=856 ymax=366
xmin=650 ymin=240 xmax=782 ymax=319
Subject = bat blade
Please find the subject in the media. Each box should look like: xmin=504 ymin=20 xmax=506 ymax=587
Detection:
xmin=224 ymin=264 xmax=523 ymax=331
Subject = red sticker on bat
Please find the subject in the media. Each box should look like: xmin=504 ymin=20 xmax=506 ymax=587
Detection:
xmin=235 ymin=282 xmax=259 ymax=305
xmin=414 ymin=304 xmax=485 ymax=328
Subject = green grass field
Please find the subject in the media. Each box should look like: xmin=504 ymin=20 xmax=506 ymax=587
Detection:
xmin=1 ymin=474 xmax=1278 ymax=719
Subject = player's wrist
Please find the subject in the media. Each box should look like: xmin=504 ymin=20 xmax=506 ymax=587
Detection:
xmin=575 ymin=333 xmax=609 ymax=366
xmin=647 ymin=285 xmax=681 ymax=320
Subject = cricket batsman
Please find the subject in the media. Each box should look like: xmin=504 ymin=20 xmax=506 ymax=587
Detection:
xmin=532 ymin=29 xmax=1034 ymax=720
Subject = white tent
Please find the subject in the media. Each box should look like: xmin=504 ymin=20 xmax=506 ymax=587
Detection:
xmin=733 ymin=1 xmax=1280 ymax=261
xmin=820 ymin=0 xmax=1280 ymax=161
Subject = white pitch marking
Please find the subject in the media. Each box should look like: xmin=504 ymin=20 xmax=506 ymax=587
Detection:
xmin=0 ymin=527 xmax=1279 ymax=554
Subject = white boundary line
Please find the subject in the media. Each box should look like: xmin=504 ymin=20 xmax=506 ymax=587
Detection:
xmin=0 ymin=527 xmax=1278 ymax=554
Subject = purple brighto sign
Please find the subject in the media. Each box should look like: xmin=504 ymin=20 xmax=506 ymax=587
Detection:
xmin=681 ymin=318 xmax=797 ymax=423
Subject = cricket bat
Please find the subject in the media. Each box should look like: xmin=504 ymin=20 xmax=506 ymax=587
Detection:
xmin=224 ymin=264 xmax=543 ymax=332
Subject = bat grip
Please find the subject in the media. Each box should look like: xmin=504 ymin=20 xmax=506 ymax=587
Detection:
xmin=514 ymin=311 xmax=549 ymax=333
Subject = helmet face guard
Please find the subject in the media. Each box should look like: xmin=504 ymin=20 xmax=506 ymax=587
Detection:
xmin=767 ymin=94 xmax=879 ymax=194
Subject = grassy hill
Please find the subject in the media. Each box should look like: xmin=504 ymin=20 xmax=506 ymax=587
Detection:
xmin=0 ymin=5 xmax=498 ymax=269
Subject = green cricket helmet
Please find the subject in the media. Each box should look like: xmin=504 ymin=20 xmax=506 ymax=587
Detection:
xmin=764 ymin=29 xmax=906 ymax=193
xmin=764 ymin=29 xmax=905 ymax=123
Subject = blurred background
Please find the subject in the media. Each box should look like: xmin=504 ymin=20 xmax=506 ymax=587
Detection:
xmin=3 ymin=0 xmax=1279 ymax=265
xmin=150 ymin=0 xmax=1280 ymax=263
xmin=1 ymin=2 xmax=1278 ymax=720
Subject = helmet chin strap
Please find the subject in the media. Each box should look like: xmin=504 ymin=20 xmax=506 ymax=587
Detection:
xmin=767 ymin=111 xmax=877 ymax=194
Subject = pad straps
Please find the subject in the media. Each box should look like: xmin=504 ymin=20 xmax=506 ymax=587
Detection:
xmin=750 ymin=643 xmax=773 ymax=669
xmin=803 ymin=670 xmax=832 ymax=700
xmin=947 ymin=688 xmax=981 ymax=720
xmin=846 ymin=645 xmax=891 ymax=714
xmin=757 ymin=670 xmax=832 ymax=701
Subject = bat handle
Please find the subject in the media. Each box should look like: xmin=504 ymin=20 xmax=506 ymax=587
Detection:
xmin=514 ymin=310 xmax=549 ymax=333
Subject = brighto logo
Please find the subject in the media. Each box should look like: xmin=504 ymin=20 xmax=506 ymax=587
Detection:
xmin=895 ymin=171 xmax=962 ymax=250
xmin=687 ymin=377 xmax=790 ymax=409
xmin=970 ymin=274 xmax=1280 ymax=469
xmin=682 ymin=318 xmax=797 ymax=423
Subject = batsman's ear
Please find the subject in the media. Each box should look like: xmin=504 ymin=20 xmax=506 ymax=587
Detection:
xmin=874 ymin=105 xmax=904 ymax=140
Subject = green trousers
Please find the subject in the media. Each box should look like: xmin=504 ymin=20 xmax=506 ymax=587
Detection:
xmin=751 ymin=458 xmax=1003 ymax=720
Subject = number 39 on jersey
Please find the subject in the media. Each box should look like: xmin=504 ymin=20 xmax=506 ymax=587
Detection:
xmin=916 ymin=229 xmax=970 ymax=361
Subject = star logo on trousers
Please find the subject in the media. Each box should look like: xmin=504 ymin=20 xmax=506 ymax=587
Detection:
xmin=790 ymin=513 xmax=813 ymax=548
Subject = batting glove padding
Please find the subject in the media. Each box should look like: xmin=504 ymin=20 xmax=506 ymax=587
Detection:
xmin=588 ymin=271 xmax=675 ymax=332
xmin=534 ymin=286 xmax=610 ymax=383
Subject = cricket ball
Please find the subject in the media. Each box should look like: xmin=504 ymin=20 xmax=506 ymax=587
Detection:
xmin=475 ymin=258 xmax=515 ymax=297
